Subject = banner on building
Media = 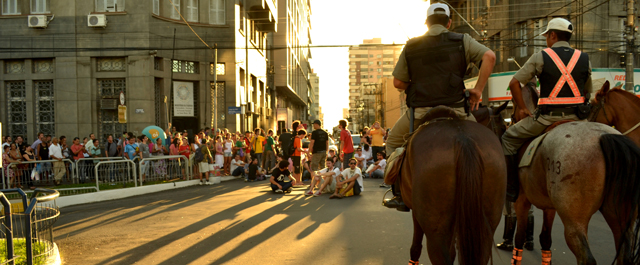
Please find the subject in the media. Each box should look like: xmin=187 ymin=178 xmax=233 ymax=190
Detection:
xmin=173 ymin=81 xmax=194 ymax=117
xmin=464 ymin=68 xmax=640 ymax=102
xmin=118 ymin=105 xmax=127 ymax=123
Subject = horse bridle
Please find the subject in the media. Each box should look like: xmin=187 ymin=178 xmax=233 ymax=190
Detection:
xmin=590 ymin=95 xmax=640 ymax=135
xmin=487 ymin=107 xmax=503 ymax=137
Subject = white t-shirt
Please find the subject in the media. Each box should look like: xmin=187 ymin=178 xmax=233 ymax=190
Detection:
xmin=318 ymin=167 xmax=341 ymax=178
xmin=230 ymin=159 xmax=244 ymax=172
xmin=378 ymin=159 xmax=387 ymax=171
xmin=341 ymin=167 xmax=364 ymax=192
xmin=362 ymin=148 xmax=372 ymax=161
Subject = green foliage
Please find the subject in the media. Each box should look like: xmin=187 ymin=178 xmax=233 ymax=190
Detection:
xmin=0 ymin=238 xmax=49 ymax=265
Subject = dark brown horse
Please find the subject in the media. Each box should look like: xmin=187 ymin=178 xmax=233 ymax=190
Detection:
xmin=400 ymin=106 xmax=506 ymax=265
xmin=590 ymin=81 xmax=640 ymax=263
xmin=510 ymin=84 xmax=640 ymax=264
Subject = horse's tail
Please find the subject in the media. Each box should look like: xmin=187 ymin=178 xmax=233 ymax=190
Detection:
xmin=599 ymin=134 xmax=640 ymax=264
xmin=453 ymin=134 xmax=492 ymax=265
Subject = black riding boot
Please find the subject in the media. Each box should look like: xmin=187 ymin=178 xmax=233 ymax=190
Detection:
xmin=505 ymin=154 xmax=520 ymax=202
xmin=497 ymin=216 xmax=517 ymax=251
xmin=383 ymin=178 xmax=410 ymax=212
xmin=524 ymin=214 xmax=535 ymax=250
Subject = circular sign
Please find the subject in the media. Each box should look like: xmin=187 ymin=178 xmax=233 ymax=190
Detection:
xmin=119 ymin=91 xmax=125 ymax=105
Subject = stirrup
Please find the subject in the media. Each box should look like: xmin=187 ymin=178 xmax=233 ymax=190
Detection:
xmin=381 ymin=188 xmax=393 ymax=206
xmin=408 ymin=260 xmax=419 ymax=265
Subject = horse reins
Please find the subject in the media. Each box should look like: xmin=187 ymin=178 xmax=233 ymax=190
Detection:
xmin=487 ymin=107 xmax=502 ymax=136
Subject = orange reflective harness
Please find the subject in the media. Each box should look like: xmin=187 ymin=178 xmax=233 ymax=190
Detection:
xmin=538 ymin=48 xmax=585 ymax=105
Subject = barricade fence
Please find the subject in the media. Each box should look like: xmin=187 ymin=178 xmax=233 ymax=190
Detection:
xmin=2 ymin=159 xmax=75 ymax=190
xmin=74 ymin=157 xmax=123 ymax=185
xmin=94 ymin=160 xmax=138 ymax=191
xmin=138 ymin=155 xmax=191 ymax=186
xmin=0 ymin=155 xmax=198 ymax=195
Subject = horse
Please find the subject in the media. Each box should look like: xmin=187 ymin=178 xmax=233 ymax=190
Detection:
xmin=399 ymin=106 xmax=506 ymax=265
xmin=591 ymin=81 xmax=640 ymax=146
xmin=510 ymin=85 xmax=640 ymax=264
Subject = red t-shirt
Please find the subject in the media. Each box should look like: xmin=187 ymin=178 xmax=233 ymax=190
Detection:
xmin=71 ymin=144 xmax=84 ymax=161
xmin=340 ymin=129 xmax=354 ymax=154
xmin=293 ymin=138 xmax=302 ymax=157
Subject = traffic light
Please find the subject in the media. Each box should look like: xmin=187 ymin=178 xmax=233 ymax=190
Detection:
xmin=620 ymin=54 xmax=626 ymax=68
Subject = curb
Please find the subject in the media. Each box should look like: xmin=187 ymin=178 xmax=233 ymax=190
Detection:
xmin=55 ymin=176 xmax=240 ymax=209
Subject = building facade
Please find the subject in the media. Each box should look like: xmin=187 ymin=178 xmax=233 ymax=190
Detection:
xmin=308 ymin=70 xmax=320 ymax=124
xmin=0 ymin=0 xmax=277 ymax=143
xmin=445 ymin=0 xmax=640 ymax=79
xmin=272 ymin=0 xmax=312 ymax=133
xmin=378 ymin=77 xmax=407 ymax=129
xmin=347 ymin=38 xmax=403 ymax=132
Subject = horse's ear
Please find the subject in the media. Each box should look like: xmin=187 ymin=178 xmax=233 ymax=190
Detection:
xmin=596 ymin=80 xmax=610 ymax=100
xmin=495 ymin=101 xmax=509 ymax=114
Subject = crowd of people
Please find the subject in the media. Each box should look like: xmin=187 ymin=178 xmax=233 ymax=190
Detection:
xmin=1 ymin=118 xmax=391 ymax=196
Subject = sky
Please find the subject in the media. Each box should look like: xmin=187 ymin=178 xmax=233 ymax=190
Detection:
xmin=310 ymin=0 xmax=430 ymax=129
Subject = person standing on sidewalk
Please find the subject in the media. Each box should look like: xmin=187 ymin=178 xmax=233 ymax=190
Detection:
xmin=308 ymin=120 xmax=329 ymax=172
xmin=338 ymin=119 xmax=354 ymax=170
xmin=263 ymin=129 xmax=276 ymax=174
xmin=48 ymin=137 xmax=65 ymax=186
xmin=369 ymin=121 xmax=386 ymax=162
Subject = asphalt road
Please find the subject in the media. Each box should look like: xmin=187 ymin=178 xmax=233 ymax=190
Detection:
xmin=54 ymin=179 xmax=617 ymax=265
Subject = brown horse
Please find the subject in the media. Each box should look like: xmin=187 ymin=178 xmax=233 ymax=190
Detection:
xmin=400 ymin=106 xmax=506 ymax=265
xmin=590 ymin=81 xmax=640 ymax=263
xmin=511 ymin=86 xmax=640 ymax=264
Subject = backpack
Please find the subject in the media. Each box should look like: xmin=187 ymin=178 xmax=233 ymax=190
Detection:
xmin=283 ymin=133 xmax=297 ymax=157
xmin=194 ymin=147 xmax=204 ymax=163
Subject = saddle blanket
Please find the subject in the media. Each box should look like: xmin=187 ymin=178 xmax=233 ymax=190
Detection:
xmin=519 ymin=133 xmax=548 ymax=168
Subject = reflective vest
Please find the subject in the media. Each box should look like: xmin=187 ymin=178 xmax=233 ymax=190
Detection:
xmin=538 ymin=47 xmax=590 ymax=106
xmin=404 ymin=32 xmax=467 ymax=108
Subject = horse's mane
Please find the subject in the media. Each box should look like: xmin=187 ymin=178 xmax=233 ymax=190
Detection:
xmin=608 ymin=87 xmax=640 ymax=105
xmin=418 ymin=106 xmax=461 ymax=125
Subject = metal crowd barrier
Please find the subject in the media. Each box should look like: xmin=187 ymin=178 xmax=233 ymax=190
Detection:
xmin=2 ymin=159 xmax=75 ymax=189
xmin=93 ymin=160 xmax=137 ymax=191
xmin=0 ymin=188 xmax=60 ymax=265
xmin=74 ymin=157 xmax=123 ymax=185
xmin=138 ymin=155 xmax=190 ymax=186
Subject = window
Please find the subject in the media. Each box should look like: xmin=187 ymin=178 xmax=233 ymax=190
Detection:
xmin=369 ymin=55 xmax=373 ymax=58
xmin=186 ymin=0 xmax=197 ymax=22
xmin=210 ymin=62 xmax=225 ymax=75
xmin=35 ymin=80 xmax=55 ymax=136
xmin=96 ymin=0 xmax=125 ymax=12
xmin=209 ymin=0 xmax=224 ymax=25
xmin=376 ymin=54 xmax=382 ymax=58
xmin=154 ymin=78 xmax=163 ymax=126
xmin=518 ymin=22 xmax=527 ymax=57
xmin=211 ymin=82 xmax=225 ymax=128
xmin=152 ymin=0 xmax=159 ymax=15
xmin=31 ymin=0 xmax=49 ymax=14
xmin=533 ymin=19 xmax=546 ymax=54
xmin=361 ymin=75 xmax=367 ymax=79
xmin=98 ymin=79 xmax=127 ymax=144
xmin=154 ymin=57 xmax=163 ymax=71
xmin=2 ymin=0 xmax=20 ymax=15
xmin=170 ymin=0 xmax=180 ymax=19
xmin=239 ymin=68 xmax=245 ymax=87
xmin=6 ymin=81 xmax=27 ymax=138
xmin=172 ymin=60 xmax=199 ymax=74
xmin=239 ymin=2 xmax=244 ymax=32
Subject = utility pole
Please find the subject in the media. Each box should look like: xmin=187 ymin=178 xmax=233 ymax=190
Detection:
xmin=626 ymin=0 xmax=636 ymax=92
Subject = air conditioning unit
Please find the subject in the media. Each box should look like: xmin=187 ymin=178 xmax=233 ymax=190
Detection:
xmin=28 ymin=15 xmax=48 ymax=28
xmin=88 ymin=14 xmax=107 ymax=27
xmin=266 ymin=108 xmax=272 ymax=117
xmin=247 ymin=102 xmax=255 ymax=113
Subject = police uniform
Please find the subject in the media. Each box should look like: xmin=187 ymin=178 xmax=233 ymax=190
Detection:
xmin=386 ymin=24 xmax=490 ymax=156
xmin=501 ymin=40 xmax=593 ymax=156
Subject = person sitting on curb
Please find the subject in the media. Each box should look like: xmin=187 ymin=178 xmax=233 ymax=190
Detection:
xmin=330 ymin=158 xmax=363 ymax=199
xmin=230 ymin=154 xmax=246 ymax=178
xmin=365 ymin=151 xmax=386 ymax=179
xmin=305 ymin=158 xmax=341 ymax=197
xmin=270 ymin=160 xmax=293 ymax=194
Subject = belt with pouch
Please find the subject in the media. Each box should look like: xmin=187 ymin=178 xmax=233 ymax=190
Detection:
xmin=540 ymin=106 xmax=577 ymax=117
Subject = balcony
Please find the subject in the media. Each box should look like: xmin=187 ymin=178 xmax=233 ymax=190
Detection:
xmin=248 ymin=0 xmax=277 ymax=32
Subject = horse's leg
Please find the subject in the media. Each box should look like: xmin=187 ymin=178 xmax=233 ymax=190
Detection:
xmin=425 ymin=233 xmax=454 ymax=265
xmin=539 ymin=209 xmax=556 ymax=265
xmin=600 ymin=203 xmax=630 ymax=264
xmin=557 ymin=213 xmax=597 ymax=265
xmin=409 ymin=214 xmax=424 ymax=264
xmin=513 ymin=195 xmax=531 ymax=265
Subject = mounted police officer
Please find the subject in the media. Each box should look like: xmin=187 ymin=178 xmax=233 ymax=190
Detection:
xmin=383 ymin=3 xmax=496 ymax=211
xmin=503 ymin=18 xmax=593 ymax=202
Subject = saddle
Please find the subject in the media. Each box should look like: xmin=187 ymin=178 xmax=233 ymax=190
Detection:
xmin=518 ymin=120 xmax=576 ymax=168
xmin=384 ymin=106 xmax=461 ymax=185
